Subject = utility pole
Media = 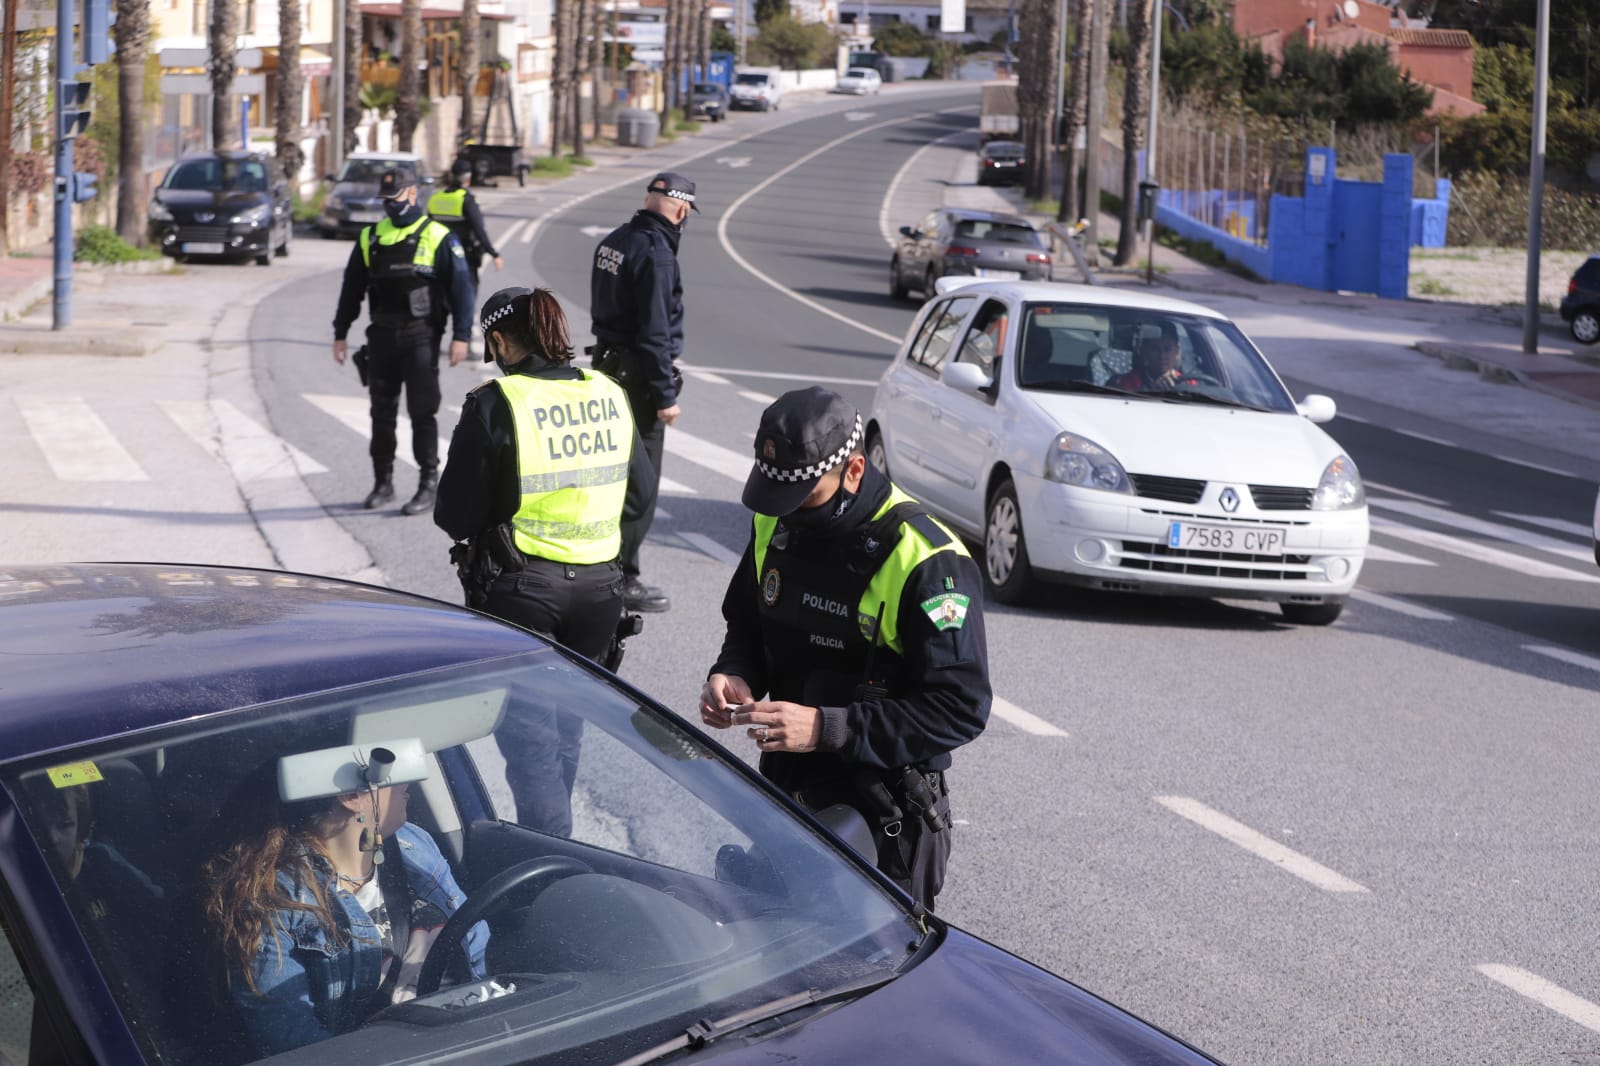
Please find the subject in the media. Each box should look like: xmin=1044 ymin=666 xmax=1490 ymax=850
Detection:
xmin=0 ymin=0 xmax=18 ymax=255
xmin=1522 ymin=0 xmax=1550 ymax=354
xmin=332 ymin=0 xmax=344 ymax=175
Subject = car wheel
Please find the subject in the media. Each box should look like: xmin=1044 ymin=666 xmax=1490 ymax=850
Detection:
xmin=320 ymin=227 xmax=336 ymax=239
xmin=867 ymin=429 xmax=889 ymax=476
xmin=984 ymin=479 xmax=1033 ymax=605
xmin=275 ymin=226 xmax=290 ymax=258
xmin=254 ymin=252 xmax=271 ymax=266
xmin=890 ymin=258 xmax=908 ymax=300
xmin=924 ymin=266 xmax=938 ymax=295
xmin=1571 ymin=308 xmax=1600 ymax=345
xmin=1280 ymin=599 xmax=1345 ymax=626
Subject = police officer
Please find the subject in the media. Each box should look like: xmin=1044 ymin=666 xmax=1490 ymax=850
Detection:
xmin=698 ymin=387 xmax=992 ymax=909
xmin=428 ymin=159 xmax=503 ymax=288
xmin=434 ymin=286 xmax=657 ymax=834
xmin=589 ymin=171 xmax=696 ymax=614
xmin=332 ymin=168 xmax=475 ymax=515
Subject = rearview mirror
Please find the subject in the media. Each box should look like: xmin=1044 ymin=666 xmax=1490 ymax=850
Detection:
xmin=1297 ymin=394 xmax=1337 ymax=423
xmin=941 ymin=360 xmax=992 ymax=393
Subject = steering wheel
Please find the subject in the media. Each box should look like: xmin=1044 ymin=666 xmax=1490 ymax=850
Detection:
xmin=414 ymin=856 xmax=593 ymax=996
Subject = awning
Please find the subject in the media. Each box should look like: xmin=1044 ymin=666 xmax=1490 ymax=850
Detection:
xmin=260 ymin=46 xmax=335 ymax=77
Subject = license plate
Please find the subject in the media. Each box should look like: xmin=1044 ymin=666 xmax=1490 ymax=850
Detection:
xmin=182 ymin=242 xmax=225 ymax=255
xmin=975 ymin=268 xmax=1022 ymax=279
xmin=349 ymin=210 xmax=382 ymax=223
xmin=1167 ymin=521 xmax=1286 ymax=555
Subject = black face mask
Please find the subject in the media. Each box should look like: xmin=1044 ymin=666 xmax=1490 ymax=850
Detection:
xmin=384 ymin=198 xmax=420 ymax=225
xmin=782 ymin=474 xmax=859 ymax=535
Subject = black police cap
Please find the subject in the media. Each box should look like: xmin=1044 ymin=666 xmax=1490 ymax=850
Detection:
xmin=378 ymin=168 xmax=419 ymax=199
xmin=646 ymin=171 xmax=700 ymax=212
xmin=741 ymin=387 xmax=864 ymax=517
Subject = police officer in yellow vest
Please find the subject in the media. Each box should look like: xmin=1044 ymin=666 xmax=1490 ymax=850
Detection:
xmin=699 ymin=387 xmax=992 ymax=908
xmin=427 ymin=159 xmax=503 ymax=288
xmin=434 ymin=286 xmax=656 ymax=834
xmin=333 ymin=168 xmax=476 ymax=514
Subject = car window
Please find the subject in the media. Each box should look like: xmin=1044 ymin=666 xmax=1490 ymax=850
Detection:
xmin=337 ymin=159 xmax=410 ymax=183
xmin=951 ymin=220 xmax=1039 ymax=245
xmin=954 ymin=298 xmax=1009 ymax=375
xmin=909 ymin=296 xmax=976 ymax=372
xmin=1576 ymin=258 xmax=1600 ymax=288
xmin=735 ymin=73 xmax=769 ymax=85
xmin=0 ymin=914 xmax=39 ymax=1064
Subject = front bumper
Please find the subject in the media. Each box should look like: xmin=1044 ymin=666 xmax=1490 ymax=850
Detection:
xmin=148 ymin=220 xmax=272 ymax=258
xmin=729 ymin=96 xmax=770 ymax=110
xmin=1013 ymin=471 xmax=1368 ymax=602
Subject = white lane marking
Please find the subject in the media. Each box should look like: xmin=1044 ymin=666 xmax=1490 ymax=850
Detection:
xmin=1365 ymin=481 xmax=1448 ymax=506
xmin=680 ymin=531 xmax=743 ymax=566
xmin=680 ymin=362 xmax=881 ymax=387
xmin=1371 ymin=498 xmax=1594 ymax=566
xmin=1155 ymin=796 xmax=1370 ymax=894
xmin=160 ymin=400 xmax=328 ymax=481
xmin=715 ymin=155 xmax=752 ymax=168
xmin=1336 ymin=411 xmax=1370 ymax=423
xmin=1363 ymin=543 xmax=1437 ymax=566
xmin=844 ymin=110 xmax=877 ymax=121
xmin=1477 ymin=965 xmax=1600 ymax=1035
xmin=303 ymin=393 xmax=449 ymax=473
xmin=718 ymin=110 xmax=959 ymax=347
xmin=1370 ymin=517 xmax=1600 ymax=584
xmin=1492 ymin=511 xmax=1593 ymax=539
xmin=1351 ymin=589 xmax=1454 ymax=621
xmin=498 ymin=219 xmax=529 ymax=246
xmin=688 ymin=369 xmax=733 ymax=386
xmin=579 ymin=224 xmax=611 ymax=237
xmin=1394 ymin=428 xmax=1458 ymax=448
xmin=879 ymin=120 xmax=977 ymax=247
xmin=1525 ymin=645 xmax=1600 ymax=674
xmin=739 ymin=389 xmax=777 ymax=404
xmin=1495 ymin=454 xmax=1583 ymax=478
xmin=660 ymin=475 xmax=697 ymax=495
xmin=665 ymin=427 xmax=755 ymax=482
xmin=15 ymin=395 xmax=148 ymax=482
xmin=990 ymin=697 xmax=1067 ymax=737
xmin=518 ymin=221 xmax=539 ymax=244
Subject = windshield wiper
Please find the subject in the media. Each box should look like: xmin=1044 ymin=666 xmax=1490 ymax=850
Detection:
xmin=1144 ymin=389 xmax=1269 ymax=411
xmin=1025 ymin=379 xmax=1137 ymax=396
xmin=614 ymin=970 xmax=901 ymax=1066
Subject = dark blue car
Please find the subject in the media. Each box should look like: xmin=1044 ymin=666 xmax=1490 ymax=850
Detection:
xmin=0 ymin=563 xmax=1222 ymax=1066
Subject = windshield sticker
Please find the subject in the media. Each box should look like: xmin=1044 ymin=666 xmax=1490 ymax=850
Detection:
xmin=921 ymin=592 xmax=970 ymax=631
xmin=46 ymin=761 xmax=104 ymax=788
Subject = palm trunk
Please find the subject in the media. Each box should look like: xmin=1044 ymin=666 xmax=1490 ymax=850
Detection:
xmin=1016 ymin=0 xmax=1058 ymax=203
xmin=209 ymin=0 xmax=240 ymax=148
xmin=659 ymin=0 xmax=676 ymax=126
xmin=275 ymin=0 xmax=305 ymax=187
xmin=460 ymin=0 xmax=480 ymax=150
xmin=395 ymin=0 xmax=423 ymax=150
xmin=588 ymin=0 xmax=604 ymax=141
xmin=1058 ymin=0 xmax=1089 ymax=223
xmin=343 ymin=0 xmax=362 ymax=155
xmin=571 ymin=0 xmax=587 ymax=158
xmin=113 ymin=0 xmax=152 ymax=243
xmin=550 ymin=0 xmax=569 ymax=155
xmin=0 ymin=0 xmax=14 ymax=253
xmin=1114 ymin=0 xmax=1152 ymax=265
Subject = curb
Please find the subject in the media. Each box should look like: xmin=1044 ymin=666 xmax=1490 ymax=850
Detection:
xmin=1414 ymin=339 xmax=1600 ymax=414
xmin=0 ymin=319 xmax=158 ymax=356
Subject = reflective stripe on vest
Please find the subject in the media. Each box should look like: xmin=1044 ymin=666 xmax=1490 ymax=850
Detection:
xmin=496 ymin=371 xmax=633 ymax=565
xmin=359 ymin=215 xmax=449 ymax=269
xmin=427 ymin=187 xmax=467 ymax=222
xmin=752 ymin=485 xmax=969 ymax=655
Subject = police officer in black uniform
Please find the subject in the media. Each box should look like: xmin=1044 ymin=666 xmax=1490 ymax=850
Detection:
xmin=589 ymin=171 xmax=696 ymax=614
xmin=427 ymin=159 xmax=503 ymax=288
xmin=698 ymin=387 xmax=992 ymax=908
xmin=434 ymin=286 xmax=656 ymax=834
xmin=333 ymin=168 xmax=476 ymax=515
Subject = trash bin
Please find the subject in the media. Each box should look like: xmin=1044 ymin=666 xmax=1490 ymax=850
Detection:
xmin=616 ymin=108 xmax=659 ymax=149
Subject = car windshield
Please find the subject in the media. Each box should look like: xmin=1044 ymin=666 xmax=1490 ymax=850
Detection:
xmin=1015 ymin=303 xmax=1296 ymax=412
xmin=162 ymin=158 xmax=269 ymax=192
xmin=336 ymin=159 xmax=410 ymax=184
xmin=735 ymin=73 xmax=768 ymax=85
xmin=692 ymin=83 xmax=720 ymax=93
xmin=984 ymin=144 xmax=1024 ymax=159
xmin=846 ymin=68 xmax=875 ymax=77
xmin=952 ymin=219 xmax=1041 ymax=246
xmin=5 ymin=649 xmax=916 ymax=1066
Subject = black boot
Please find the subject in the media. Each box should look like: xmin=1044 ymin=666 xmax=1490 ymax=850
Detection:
xmin=401 ymin=468 xmax=438 ymax=516
xmin=363 ymin=467 xmax=395 ymax=510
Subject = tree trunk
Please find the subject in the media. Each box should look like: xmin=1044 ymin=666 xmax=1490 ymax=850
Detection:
xmin=394 ymin=0 xmax=423 ymax=150
xmin=460 ymin=0 xmax=480 ymax=150
xmin=343 ymin=0 xmax=362 ymax=155
xmin=1058 ymin=0 xmax=1090 ymax=223
xmin=1082 ymin=0 xmax=1109 ymax=250
xmin=697 ymin=0 xmax=711 ymax=83
xmin=1 ymin=0 xmax=18 ymax=253
xmin=114 ymin=0 xmax=151 ymax=243
xmin=659 ymin=0 xmax=676 ymax=126
xmin=1015 ymin=0 xmax=1058 ymax=202
xmin=1114 ymin=0 xmax=1152 ymax=265
xmin=210 ymin=0 xmax=240 ymax=148
xmin=550 ymin=0 xmax=569 ymax=155
xmin=588 ymin=0 xmax=604 ymax=140
xmin=571 ymin=0 xmax=587 ymax=157
xmin=275 ymin=0 xmax=305 ymax=187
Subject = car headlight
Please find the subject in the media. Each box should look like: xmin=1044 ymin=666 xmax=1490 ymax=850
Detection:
xmin=1044 ymin=432 xmax=1131 ymax=492
xmin=149 ymin=201 xmax=173 ymax=222
xmin=1311 ymin=454 xmax=1365 ymax=510
xmin=230 ymin=204 xmax=272 ymax=225
xmin=324 ymin=192 xmax=345 ymax=210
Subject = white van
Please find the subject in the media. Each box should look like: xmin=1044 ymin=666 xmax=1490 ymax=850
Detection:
xmin=730 ymin=68 xmax=783 ymax=112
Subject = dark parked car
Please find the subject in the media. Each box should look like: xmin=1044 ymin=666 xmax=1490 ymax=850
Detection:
xmin=689 ymin=81 xmax=729 ymax=122
xmin=0 ymin=562 xmax=1222 ymax=1066
xmin=147 ymin=150 xmax=291 ymax=266
xmin=890 ymin=208 xmax=1052 ymax=300
xmin=318 ymin=151 xmax=428 ymax=238
xmin=977 ymin=139 xmax=1025 ymax=186
xmin=1560 ymin=254 xmax=1600 ymax=344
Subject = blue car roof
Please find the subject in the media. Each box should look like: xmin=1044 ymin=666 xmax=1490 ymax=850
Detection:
xmin=0 ymin=563 xmax=536 ymax=760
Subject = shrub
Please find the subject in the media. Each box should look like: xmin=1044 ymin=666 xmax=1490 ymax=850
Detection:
xmin=1446 ymin=170 xmax=1600 ymax=250
xmin=531 ymin=155 xmax=573 ymax=178
xmin=73 ymin=225 xmax=160 ymax=263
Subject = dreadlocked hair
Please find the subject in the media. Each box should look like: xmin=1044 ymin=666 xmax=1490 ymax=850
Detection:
xmin=492 ymin=288 xmax=573 ymax=365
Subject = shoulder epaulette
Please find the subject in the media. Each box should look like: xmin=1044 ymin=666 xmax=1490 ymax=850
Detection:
xmin=905 ymin=512 xmax=952 ymax=548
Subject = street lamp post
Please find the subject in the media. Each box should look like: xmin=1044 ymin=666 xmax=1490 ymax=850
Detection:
xmin=1522 ymin=0 xmax=1550 ymax=354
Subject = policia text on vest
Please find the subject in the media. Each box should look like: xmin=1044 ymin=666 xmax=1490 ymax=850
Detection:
xmin=524 ymin=395 xmax=627 ymax=458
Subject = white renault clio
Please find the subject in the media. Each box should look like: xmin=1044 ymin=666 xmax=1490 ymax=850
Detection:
xmin=867 ymin=280 xmax=1369 ymax=624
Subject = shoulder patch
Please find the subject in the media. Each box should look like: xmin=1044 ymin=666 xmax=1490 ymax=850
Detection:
xmin=906 ymin=512 xmax=952 ymax=548
xmin=920 ymin=591 xmax=970 ymax=631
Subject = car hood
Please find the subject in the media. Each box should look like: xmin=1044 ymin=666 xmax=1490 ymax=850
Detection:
xmin=1024 ymin=392 xmax=1343 ymax=484
xmin=712 ymin=929 xmax=1219 ymax=1064
xmin=332 ymin=180 xmax=381 ymax=202
xmin=154 ymin=188 xmax=270 ymax=213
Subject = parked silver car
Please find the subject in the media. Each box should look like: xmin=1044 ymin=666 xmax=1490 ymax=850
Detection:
xmin=318 ymin=151 xmax=430 ymax=238
xmin=890 ymin=208 xmax=1052 ymax=300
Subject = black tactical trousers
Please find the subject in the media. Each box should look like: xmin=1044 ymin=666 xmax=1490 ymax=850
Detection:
xmin=618 ymin=386 xmax=665 ymax=581
xmin=366 ymin=322 xmax=441 ymax=473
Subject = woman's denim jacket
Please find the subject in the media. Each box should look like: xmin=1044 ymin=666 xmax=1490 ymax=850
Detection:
xmin=234 ymin=823 xmax=488 ymax=1057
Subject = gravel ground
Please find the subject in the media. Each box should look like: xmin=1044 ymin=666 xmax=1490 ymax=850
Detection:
xmin=1409 ymin=246 xmax=1585 ymax=310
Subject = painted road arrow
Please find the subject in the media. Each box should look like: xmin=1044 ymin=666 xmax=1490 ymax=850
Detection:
xmin=715 ymin=156 xmax=752 ymax=168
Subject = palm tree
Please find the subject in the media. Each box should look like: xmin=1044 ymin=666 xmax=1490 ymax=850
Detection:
xmin=1015 ymin=0 xmax=1059 ymax=202
xmin=588 ymin=0 xmax=604 ymax=140
xmin=209 ymin=0 xmax=240 ymax=147
xmin=275 ymin=0 xmax=305 ymax=187
xmin=571 ymin=0 xmax=588 ymax=159
xmin=342 ymin=0 xmax=362 ymax=155
xmin=1114 ymin=0 xmax=1153 ymax=265
xmin=550 ymin=0 xmax=570 ymax=155
xmin=114 ymin=0 xmax=152 ymax=244
xmin=394 ymin=0 xmax=423 ymax=150
xmin=460 ymin=0 xmax=480 ymax=150
xmin=1058 ymin=0 xmax=1090 ymax=222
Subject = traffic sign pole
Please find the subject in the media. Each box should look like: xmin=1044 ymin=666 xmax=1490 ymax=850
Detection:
xmin=52 ymin=0 xmax=76 ymax=330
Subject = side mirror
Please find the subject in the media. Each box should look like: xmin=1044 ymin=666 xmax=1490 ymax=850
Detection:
xmin=941 ymin=360 xmax=993 ymax=393
xmin=1297 ymin=394 xmax=1337 ymax=424
xmin=899 ymin=225 xmax=914 ymax=238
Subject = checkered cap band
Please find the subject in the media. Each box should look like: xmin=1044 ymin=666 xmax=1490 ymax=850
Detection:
xmin=755 ymin=415 xmax=862 ymax=483
xmin=481 ymin=302 xmax=520 ymax=333
xmin=664 ymin=188 xmax=695 ymax=203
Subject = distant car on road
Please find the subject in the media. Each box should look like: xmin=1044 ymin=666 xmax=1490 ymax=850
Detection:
xmin=835 ymin=67 xmax=883 ymax=95
xmin=147 ymin=150 xmax=291 ymax=266
xmin=889 ymin=208 xmax=1051 ymax=300
xmin=689 ymin=81 xmax=730 ymax=122
xmin=1560 ymin=254 xmax=1600 ymax=344
xmin=318 ymin=150 xmax=429 ymax=238
xmin=977 ymin=139 xmax=1026 ymax=186
xmin=867 ymin=280 xmax=1369 ymax=622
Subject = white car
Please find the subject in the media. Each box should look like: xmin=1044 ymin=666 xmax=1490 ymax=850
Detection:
xmin=867 ymin=280 xmax=1370 ymax=624
xmin=729 ymin=68 xmax=783 ymax=111
xmin=836 ymin=67 xmax=883 ymax=95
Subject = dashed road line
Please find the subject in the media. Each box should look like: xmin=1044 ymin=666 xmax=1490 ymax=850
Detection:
xmin=680 ymin=531 xmax=743 ymax=567
xmin=665 ymin=426 xmax=757 ymax=482
xmin=1492 ymin=511 xmax=1592 ymax=539
xmin=1370 ymin=516 xmax=1599 ymax=585
xmin=304 ymin=393 xmax=449 ymax=472
xmin=1351 ymin=589 xmax=1454 ymax=621
xmin=161 ymin=399 xmax=328 ymax=481
xmin=1394 ymin=428 xmax=1459 ymax=448
xmin=1155 ymin=796 xmax=1370 ymax=894
xmin=679 ymin=362 xmax=880 ymax=387
xmin=990 ymin=697 xmax=1067 ymax=737
xmin=738 ymin=389 xmax=777 ymax=404
xmin=1477 ymin=965 xmax=1600 ymax=1034
xmin=1364 ymin=543 xmax=1437 ymax=567
xmin=688 ymin=369 xmax=733 ymax=386
xmin=15 ymin=395 xmax=148 ymax=482
xmin=1371 ymin=498 xmax=1594 ymax=567
xmin=1524 ymin=645 xmax=1600 ymax=674
xmin=1494 ymin=454 xmax=1583 ymax=478
xmin=1363 ymin=481 xmax=1449 ymax=506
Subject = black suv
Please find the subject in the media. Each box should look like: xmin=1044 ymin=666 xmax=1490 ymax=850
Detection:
xmin=148 ymin=150 xmax=291 ymax=266
xmin=1560 ymin=254 xmax=1600 ymax=343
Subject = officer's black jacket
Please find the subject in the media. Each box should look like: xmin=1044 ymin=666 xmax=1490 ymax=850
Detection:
xmin=436 ymin=186 xmax=498 ymax=259
xmin=589 ymin=209 xmax=684 ymax=407
xmin=433 ymin=361 xmax=658 ymax=546
xmin=710 ymin=466 xmax=992 ymax=792
xmin=332 ymin=212 xmax=476 ymax=342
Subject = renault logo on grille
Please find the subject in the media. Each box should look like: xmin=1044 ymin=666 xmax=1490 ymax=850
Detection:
xmin=1219 ymin=487 xmax=1240 ymax=512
